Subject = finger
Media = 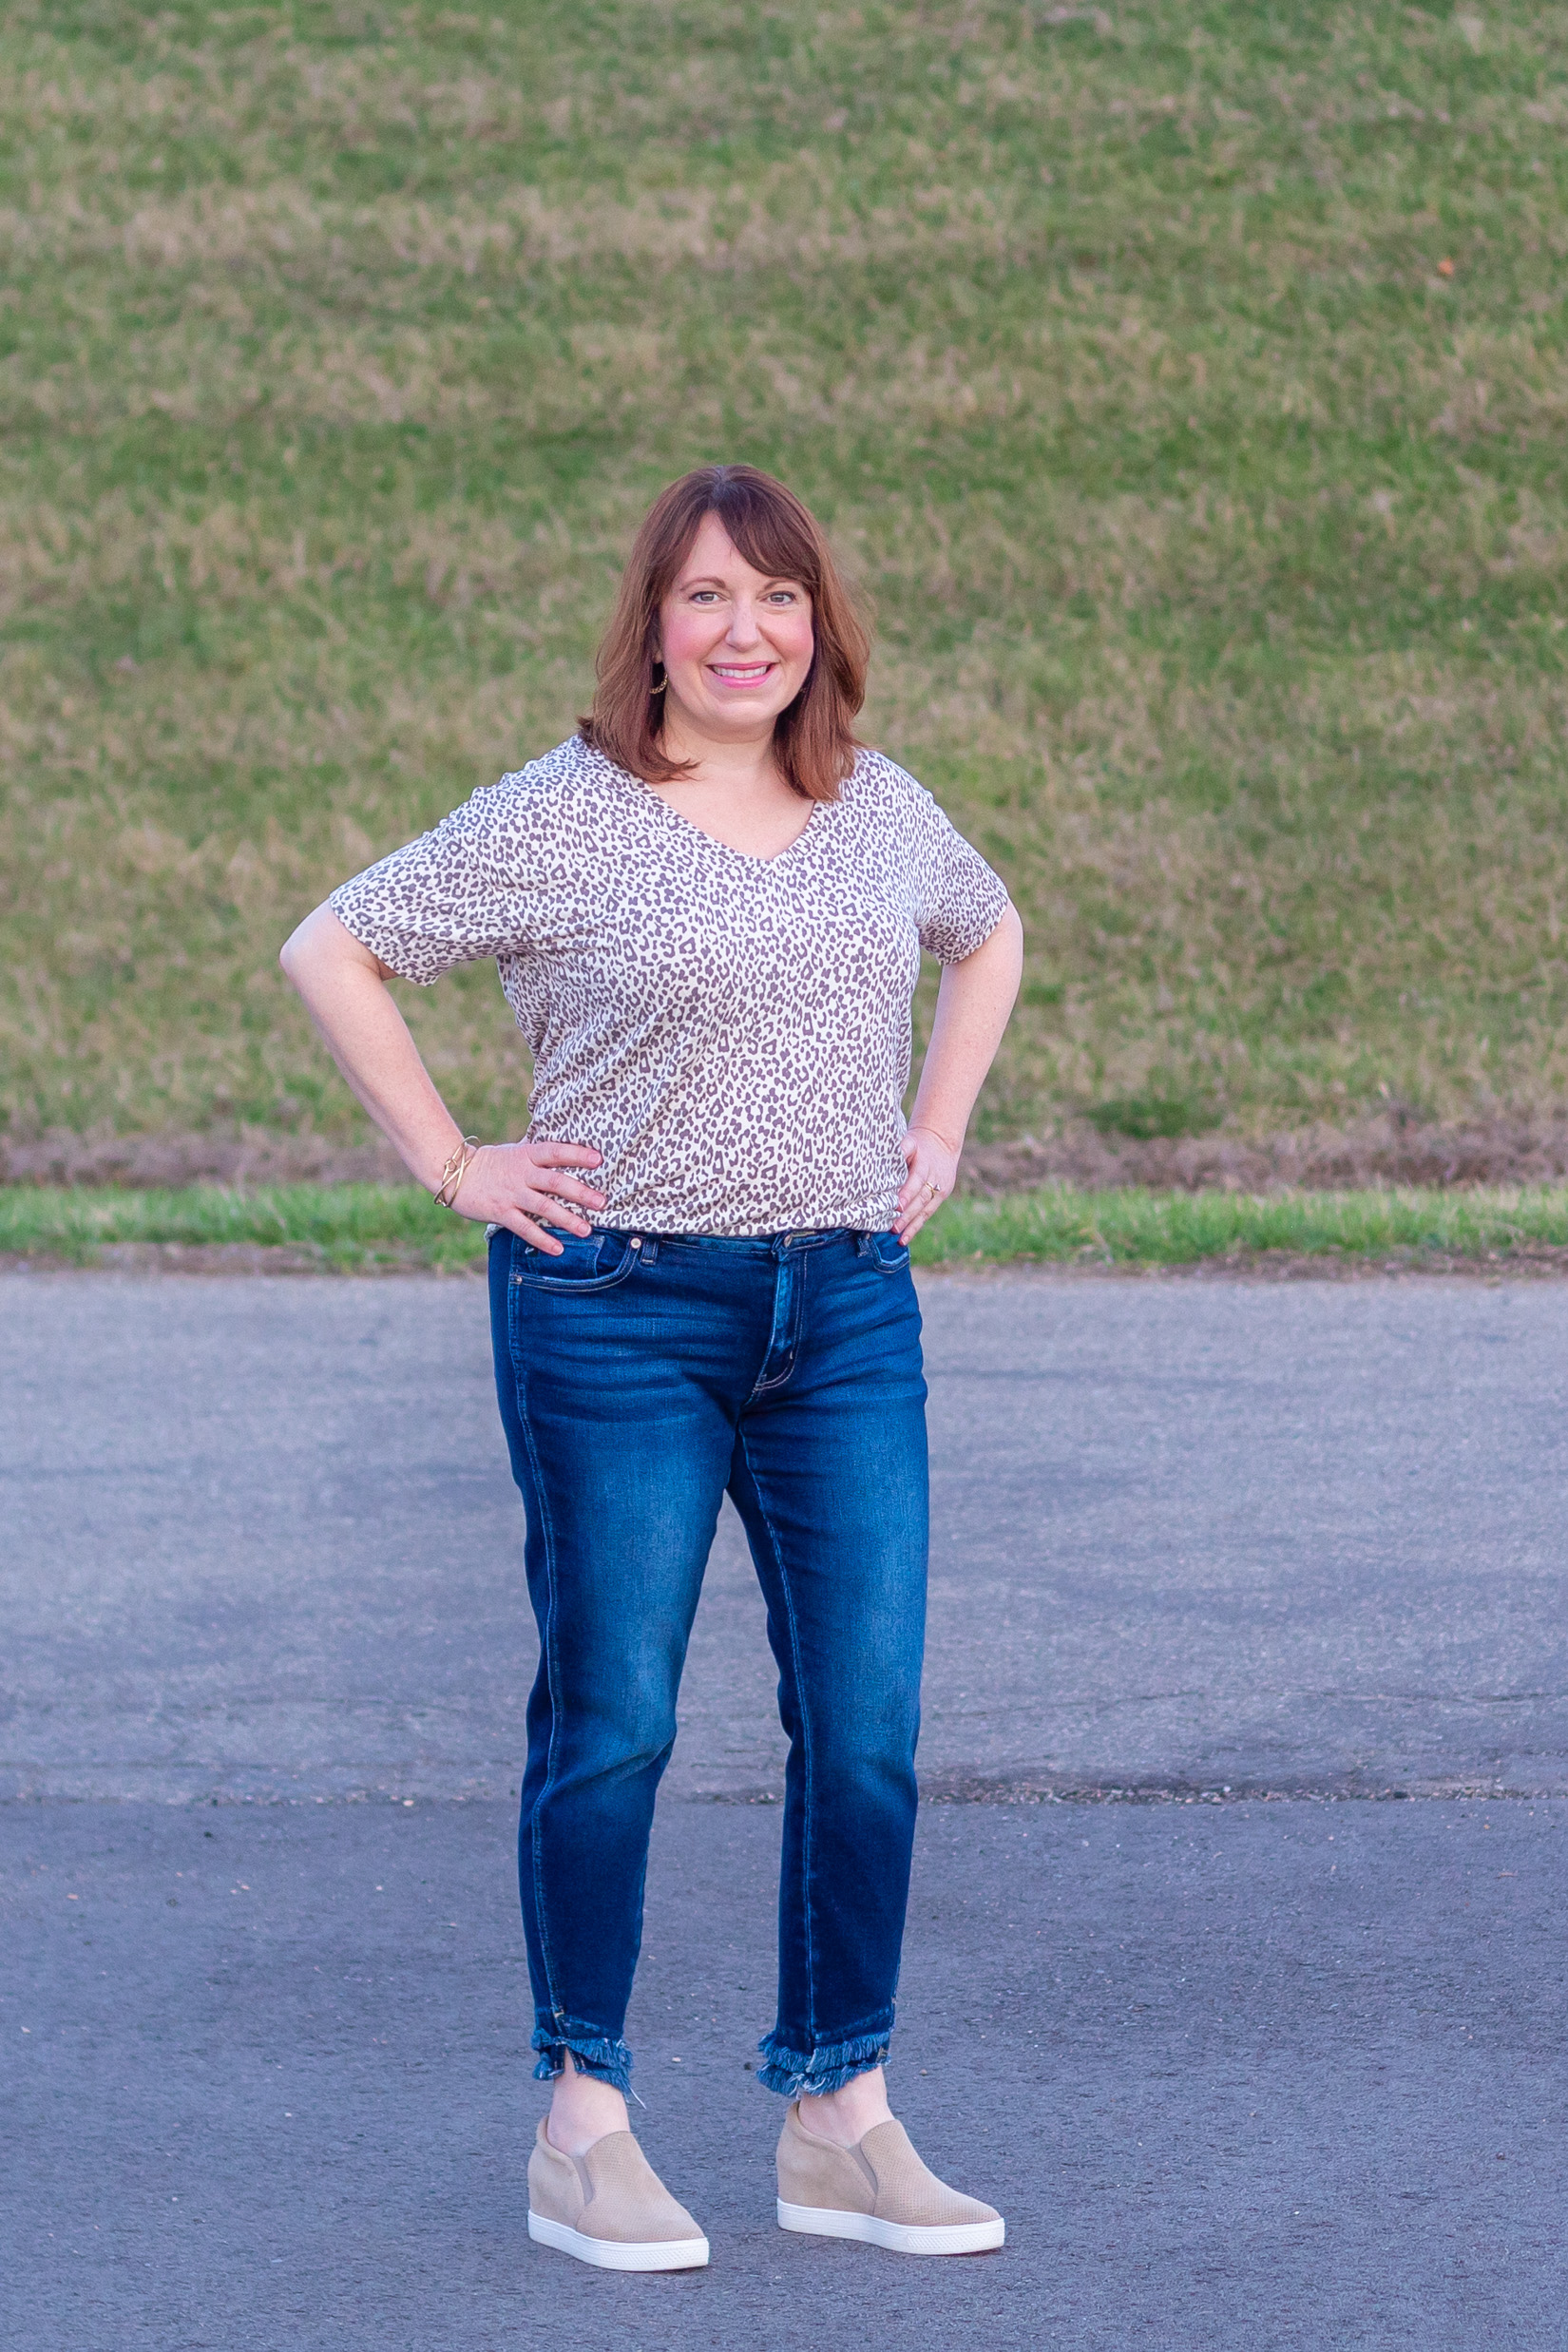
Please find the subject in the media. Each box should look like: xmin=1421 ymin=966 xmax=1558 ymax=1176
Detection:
xmin=528 ymin=1173 xmax=607 ymax=1209
xmin=526 ymin=1140 xmax=603 ymax=1169
xmin=899 ymin=1176 xmax=945 ymax=1219
xmin=518 ymin=1200 xmax=596 ymax=1239
xmin=897 ymin=1180 xmax=947 ymax=1239
xmin=497 ymin=1209 xmax=565 ymax=1253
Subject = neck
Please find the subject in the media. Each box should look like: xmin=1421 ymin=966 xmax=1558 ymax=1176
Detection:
xmin=659 ymin=702 xmax=780 ymax=794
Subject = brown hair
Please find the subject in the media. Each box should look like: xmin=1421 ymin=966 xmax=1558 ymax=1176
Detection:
xmin=580 ymin=464 xmax=870 ymax=802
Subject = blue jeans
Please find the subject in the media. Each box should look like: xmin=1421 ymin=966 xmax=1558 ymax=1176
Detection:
xmin=488 ymin=1223 xmax=928 ymax=2099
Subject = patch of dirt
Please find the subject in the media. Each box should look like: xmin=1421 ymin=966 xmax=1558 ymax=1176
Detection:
xmin=9 ymin=1110 xmax=1568 ymax=1204
xmin=4 ymin=1108 xmax=1568 ymax=1195
xmin=0 ymin=1242 xmax=484 ymax=1277
xmin=960 ymin=1109 xmax=1568 ymax=1195
xmin=0 ymin=1125 xmax=409 ymax=1188
xmin=7 ymin=1244 xmax=1566 ymax=1283
xmin=922 ymin=1246 xmax=1568 ymax=1282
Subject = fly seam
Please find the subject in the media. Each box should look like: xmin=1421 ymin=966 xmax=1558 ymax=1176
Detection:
xmin=748 ymin=1253 xmax=798 ymax=1398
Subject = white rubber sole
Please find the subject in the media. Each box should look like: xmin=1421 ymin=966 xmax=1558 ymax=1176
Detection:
xmin=777 ymin=2197 xmax=1004 ymax=2256
xmin=527 ymin=2209 xmax=710 ymax=2271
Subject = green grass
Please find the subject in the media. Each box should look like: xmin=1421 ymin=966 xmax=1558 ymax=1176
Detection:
xmin=0 ymin=1180 xmax=487 ymax=1269
xmin=923 ymin=1182 xmax=1568 ymax=1264
xmin=2 ymin=2 xmax=1567 ymax=1151
xmin=7 ymin=1182 xmax=1567 ymax=1271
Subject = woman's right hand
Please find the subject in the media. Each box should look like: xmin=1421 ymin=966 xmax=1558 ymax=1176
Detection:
xmin=453 ymin=1139 xmax=606 ymax=1252
xmin=276 ymin=910 xmax=606 ymax=1251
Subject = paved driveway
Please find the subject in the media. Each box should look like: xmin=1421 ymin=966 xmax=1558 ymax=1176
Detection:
xmin=3 ymin=1271 xmax=1564 ymax=2348
xmin=6 ymin=1271 xmax=1565 ymax=1803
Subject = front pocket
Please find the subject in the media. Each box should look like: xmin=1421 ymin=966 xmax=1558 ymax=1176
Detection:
xmin=864 ymin=1230 xmax=911 ymax=1273
xmin=509 ymin=1230 xmax=639 ymax=1294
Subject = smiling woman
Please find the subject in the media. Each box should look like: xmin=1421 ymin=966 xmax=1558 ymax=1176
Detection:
xmin=581 ymin=464 xmax=870 ymax=812
xmin=278 ymin=463 xmax=1023 ymax=2274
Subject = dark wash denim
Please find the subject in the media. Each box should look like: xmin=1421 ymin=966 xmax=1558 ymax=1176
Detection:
xmin=488 ymin=1222 xmax=928 ymax=2098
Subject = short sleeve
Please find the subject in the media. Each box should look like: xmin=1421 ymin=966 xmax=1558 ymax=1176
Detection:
xmin=903 ymin=774 xmax=1011 ymax=964
xmin=328 ymin=772 xmax=543 ymax=985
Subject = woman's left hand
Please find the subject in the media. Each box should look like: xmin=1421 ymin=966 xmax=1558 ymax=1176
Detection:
xmin=893 ymin=1124 xmax=961 ymax=1243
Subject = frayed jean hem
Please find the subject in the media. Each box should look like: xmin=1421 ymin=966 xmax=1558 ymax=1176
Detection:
xmin=755 ymin=2027 xmax=891 ymax=2099
xmin=530 ymin=2022 xmax=634 ymax=2094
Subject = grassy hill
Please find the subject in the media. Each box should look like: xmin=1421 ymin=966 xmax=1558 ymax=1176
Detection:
xmin=3 ymin=0 xmax=1566 ymax=1157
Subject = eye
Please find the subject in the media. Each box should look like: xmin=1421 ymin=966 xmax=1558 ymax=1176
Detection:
xmin=765 ymin=588 xmax=799 ymax=604
xmin=688 ymin=588 xmax=721 ymax=603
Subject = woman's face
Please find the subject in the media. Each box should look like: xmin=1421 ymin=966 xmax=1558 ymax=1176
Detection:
xmin=656 ymin=511 xmax=814 ymax=741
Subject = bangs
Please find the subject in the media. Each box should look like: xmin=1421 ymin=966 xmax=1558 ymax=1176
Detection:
xmin=695 ymin=477 xmax=822 ymax=594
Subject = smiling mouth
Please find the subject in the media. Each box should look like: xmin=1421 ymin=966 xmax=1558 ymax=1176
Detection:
xmin=707 ymin=660 xmax=778 ymax=687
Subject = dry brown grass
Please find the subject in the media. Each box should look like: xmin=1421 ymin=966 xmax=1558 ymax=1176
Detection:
xmin=2 ymin=0 xmax=1566 ymax=1152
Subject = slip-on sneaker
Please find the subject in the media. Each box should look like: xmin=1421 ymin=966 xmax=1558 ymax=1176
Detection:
xmin=527 ymin=2119 xmax=710 ymax=2271
xmin=775 ymin=2101 xmax=1004 ymax=2256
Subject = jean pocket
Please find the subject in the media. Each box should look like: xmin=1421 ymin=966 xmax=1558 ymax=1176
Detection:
xmin=863 ymin=1229 xmax=912 ymax=1273
xmin=509 ymin=1230 xmax=638 ymax=1294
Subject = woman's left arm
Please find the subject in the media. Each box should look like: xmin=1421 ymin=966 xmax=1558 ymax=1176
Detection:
xmin=895 ymin=904 xmax=1024 ymax=1242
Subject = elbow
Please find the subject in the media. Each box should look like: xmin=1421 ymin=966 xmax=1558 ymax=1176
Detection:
xmin=279 ymin=899 xmax=337 ymax=989
xmin=279 ymin=907 xmax=331 ymax=994
xmin=997 ymin=902 xmax=1025 ymax=1006
xmin=278 ymin=927 xmax=305 ymax=988
xmin=279 ymin=904 xmax=388 ymax=998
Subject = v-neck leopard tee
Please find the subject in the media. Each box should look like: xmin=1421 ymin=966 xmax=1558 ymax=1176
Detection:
xmin=330 ymin=733 xmax=1010 ymax=1236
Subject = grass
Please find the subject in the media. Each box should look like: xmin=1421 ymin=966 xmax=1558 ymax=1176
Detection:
xmin=926 ymin=1181 xmax=1568 ymax=1264
xmin=0 ymin=1180 xmax=486 ymax=1268
xmin=2 ymin=2 xmax=1567 ymax=1153
xmin=7 ymin=1181 xmax=1568 ymax=1272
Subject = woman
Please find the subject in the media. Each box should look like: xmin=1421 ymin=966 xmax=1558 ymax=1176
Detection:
xmin=281 ymin=464 xmax=1023 ymax=2272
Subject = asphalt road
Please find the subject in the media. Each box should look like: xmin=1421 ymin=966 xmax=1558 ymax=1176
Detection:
xmin=4 ymin=1270 xmax=1566 ymax=2349
xmin=5 ymin=1271 xmax=1566 ymax=1804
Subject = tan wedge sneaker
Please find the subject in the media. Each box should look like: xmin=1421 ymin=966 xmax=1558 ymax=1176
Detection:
xmin=775 ymin=2102 xmax=1004 ymax=2255
xmin=527 ymin=2120 xmax=710 ymax=2271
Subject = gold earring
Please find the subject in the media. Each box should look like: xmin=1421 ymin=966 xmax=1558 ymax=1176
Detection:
xmin=650 ymin=660 xmax=667 ymax=695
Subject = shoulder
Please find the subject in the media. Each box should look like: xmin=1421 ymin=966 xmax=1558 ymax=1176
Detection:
xmin=464 ymin=735 xmax=616 ymax=837
xmin=488 ymin=733 xmax=602 ymax=811
xmin=837 ymin=745 xmax=932 ymax=813
xmin=837 ymin=746 xmax=952 ymax=834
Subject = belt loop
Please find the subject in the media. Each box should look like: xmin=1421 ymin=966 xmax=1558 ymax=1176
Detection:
xmin=854 ymin=1230 xmax=872 ymax=1258
xmin=636 ymin=1234 xmax=659 ymax=1264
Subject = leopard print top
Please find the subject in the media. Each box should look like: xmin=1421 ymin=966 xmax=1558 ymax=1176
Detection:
xmin=330 ymin=733 xmax=1010 ymax=1236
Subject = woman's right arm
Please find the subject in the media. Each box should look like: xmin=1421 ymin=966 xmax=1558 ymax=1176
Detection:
xmin=278 ymin=903 xmax=604 ymax=1251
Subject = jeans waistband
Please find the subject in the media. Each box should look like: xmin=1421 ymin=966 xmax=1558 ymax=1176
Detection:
xmin=607 ymin=1227 xmax=854 ymax=1262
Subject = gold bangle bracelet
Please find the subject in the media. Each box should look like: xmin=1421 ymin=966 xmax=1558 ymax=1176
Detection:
xmin=433 ymin=1136 xmax=480 ymax=1210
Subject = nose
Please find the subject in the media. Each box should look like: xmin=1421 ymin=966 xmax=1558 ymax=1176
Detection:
xmin=724 ymin=598 xmax=763 ymax=647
